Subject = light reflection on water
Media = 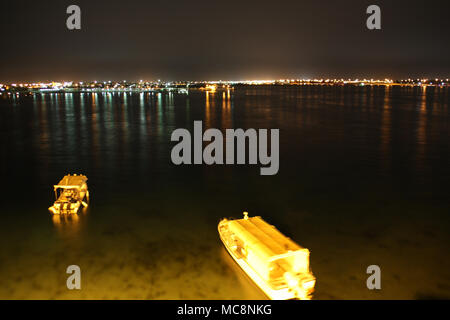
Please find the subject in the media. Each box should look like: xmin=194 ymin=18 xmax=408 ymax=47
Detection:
xmin=0 ymin=86 xmax=449 ymax=299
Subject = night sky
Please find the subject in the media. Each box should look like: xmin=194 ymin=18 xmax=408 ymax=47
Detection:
xmin=1 ymin=0 xmax=449 ymax=82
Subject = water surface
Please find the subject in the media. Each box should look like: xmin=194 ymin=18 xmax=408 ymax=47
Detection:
xmin=0 ymin=85 xmax=449 ymax=299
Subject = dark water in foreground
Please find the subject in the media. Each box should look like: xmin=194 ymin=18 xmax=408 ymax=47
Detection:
xmin=0 ymin=85 xmax=449 ymax=299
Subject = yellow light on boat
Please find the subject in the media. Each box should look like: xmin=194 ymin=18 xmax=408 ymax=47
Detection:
xmin=203 ymin=84 xmax=217 ymax=92
xmin=284 ymin=272 xmax=299 ymax=289
xmin=218 ymin=212 xmax=316 ymax=300
xmin=303 ymin=279 xmax=315 ymax=290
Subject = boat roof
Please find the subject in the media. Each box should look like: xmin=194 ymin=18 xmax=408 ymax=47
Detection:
xmin=227 ymin=216 xmax=307 ymax=260
xmin=54 ymin=174 xmax=88 ymax=189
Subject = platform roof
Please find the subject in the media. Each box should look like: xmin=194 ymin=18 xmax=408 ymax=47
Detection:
xmin=228 ymin=216 xmax=307 ymax=261
xmin=54 ymin=175 xmax=88 ymax=189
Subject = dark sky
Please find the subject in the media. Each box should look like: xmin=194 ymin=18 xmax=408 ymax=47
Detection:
xmin=1 ymin=0 xmax=449 ymax=82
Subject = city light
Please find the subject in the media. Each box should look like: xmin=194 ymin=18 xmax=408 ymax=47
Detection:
xmin=0 ymin=78 xmax=448 ymax=96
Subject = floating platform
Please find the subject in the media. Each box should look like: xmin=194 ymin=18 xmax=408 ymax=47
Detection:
xmin=48 ymin=174 xmax=89 ymax=215
xmin=218 ymin=212 xmax=315 ymax=300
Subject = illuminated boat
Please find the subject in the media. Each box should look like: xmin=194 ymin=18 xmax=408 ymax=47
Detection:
xmin=201 ymin=84 xmax=217 ymax=92
xmin=218 ymin=212 xmax=316 ymax=300
xmin=48 ymin=174 xmax=89 ymax=215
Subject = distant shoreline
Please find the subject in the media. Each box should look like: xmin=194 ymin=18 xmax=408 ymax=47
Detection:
xmin=1 ymin=81 xmax=448 ymax=95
